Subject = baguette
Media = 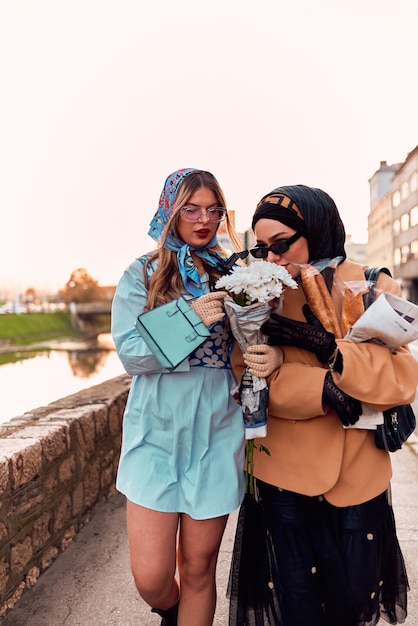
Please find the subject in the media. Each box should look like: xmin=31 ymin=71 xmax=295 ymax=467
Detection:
xmin=301 ymin=267 xmax=342 ymax=338
xmin=340 ymin=286 xmax=365 ymax=337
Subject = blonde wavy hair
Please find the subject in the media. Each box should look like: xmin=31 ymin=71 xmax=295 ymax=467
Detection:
xmin=144 ymin=171 xmax=242 ymax=310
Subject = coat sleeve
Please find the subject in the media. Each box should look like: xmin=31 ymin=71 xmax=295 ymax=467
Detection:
xmin=232 ymin=340 xmax=329 ymax=421
xmin=233 ymin=267 xmax=418 ymax=421
xmin=334 ymin=270 xmax=418 ymax=408
xmin=111 ymin=259 xmax=191 ymax=375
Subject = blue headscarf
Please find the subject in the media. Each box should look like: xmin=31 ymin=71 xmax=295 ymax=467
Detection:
xmin=147 ymin=168 xmax=229 ymax=296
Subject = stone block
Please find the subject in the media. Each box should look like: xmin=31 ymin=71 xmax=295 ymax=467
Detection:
xmin=60 ymin=526 xmax=76 ymax=551
xmin=10 ymin=537 xmax=32 ymax=575
xmin=41 ymin=425 xmax=68 ymax=463
xmin=0 ymin=557 xmax=8 ymax=597
xmin=32 ymin=512 xmax=51 ymax=552
xmin=53 ymin=494 xmax=72 ymax=534
xmin=109 ymin=403 xmax=123 ymax=436
xmin=73 ymin=413 xmax=96 ymax=464
xmin=25 ymin=565 xmax=40 ymax=588
xmin=83 ymin=460 xmax=100 ymax=508
xmin=0 ymin=440 xmax=42 ymax=490
xmin=94 ymin=405 xmax=109 ymax=439
xmin=58 ymin=454 xmax=76 ymax=485
xmin=40 ymin=545 xmax=58 ymax=570
xmin=72 ymin=482 xmax=84 ymax=517
xmin=0 ymin=458 xmax=9 ymax=496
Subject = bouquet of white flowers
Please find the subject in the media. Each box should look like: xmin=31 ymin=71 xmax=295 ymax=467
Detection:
xmin=216 ymin=261 xmax=297 ymax=492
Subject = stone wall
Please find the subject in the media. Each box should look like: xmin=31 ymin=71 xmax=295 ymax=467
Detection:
xmin=0 ymin=374 xmax=131 ymax=617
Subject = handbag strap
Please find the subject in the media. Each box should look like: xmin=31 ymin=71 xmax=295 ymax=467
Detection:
xmin=363 ymin=266 xmax=392 ymax=309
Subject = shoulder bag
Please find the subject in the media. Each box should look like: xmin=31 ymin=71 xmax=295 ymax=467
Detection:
xmin=135 ymin=297 xmax=210 ymax=369
xmin=364 ymin=267 xmax=416 ymax=451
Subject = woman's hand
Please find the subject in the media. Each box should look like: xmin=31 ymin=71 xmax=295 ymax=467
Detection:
xmin=243 ymin=344 xmax=284 ymax=378
xmin=322 ymin=372 xmax=362 ymax=426
xmin=261 ymin=304 xmax=337 ymax=363
xmin=190 ymin=291 xmax=227 ymax=327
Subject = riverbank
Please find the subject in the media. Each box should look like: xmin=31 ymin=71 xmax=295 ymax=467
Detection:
xmin=0 ymin=337 xmax=111 ymax=355
xmin=0 ymin=312 xmax=111 ymax=363
xmin=0 ymin=311 xmax=76 ymax=346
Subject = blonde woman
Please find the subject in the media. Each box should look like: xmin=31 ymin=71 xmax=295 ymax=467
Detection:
xmin=112 ymin=169 xmax=250 ymax=626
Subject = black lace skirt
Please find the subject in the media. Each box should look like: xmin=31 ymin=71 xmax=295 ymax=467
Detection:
xmin=228 ymin=482 xmax=408 ymax=626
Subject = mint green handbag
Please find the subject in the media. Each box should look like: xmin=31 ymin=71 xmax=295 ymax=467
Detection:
xmin=135 ymin=297 xmax=211 ymax=369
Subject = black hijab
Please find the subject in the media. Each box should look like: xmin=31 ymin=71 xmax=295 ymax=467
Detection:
xmin=252 ymin=184 xmax=347 ymax=264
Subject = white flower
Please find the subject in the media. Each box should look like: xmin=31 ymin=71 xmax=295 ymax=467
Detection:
xmin=215 ymin=260 xmax=297 ymax=304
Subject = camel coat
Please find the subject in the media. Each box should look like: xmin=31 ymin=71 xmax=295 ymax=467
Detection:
xmin=233 ymin=260 xmax=418 ymax=507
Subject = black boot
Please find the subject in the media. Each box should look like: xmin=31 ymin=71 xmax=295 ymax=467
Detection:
xmin=151 ymin=601 xmax=179 ymax=625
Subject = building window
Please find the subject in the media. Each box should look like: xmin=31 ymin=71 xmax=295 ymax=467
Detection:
xmin=400 ymin=213 xmax=410 ymax=231
xmin=411 ymin=172 xmax=418 ymax=193
xmin=393 ymin=219 xmax=400 ymax=235
xmin=411 ymin=206 xmax=418 ymax=227
xmin=401 ymin=181 xmax=409 ymax=199
xmin=392 ymin=190 xmax=401 ymax=207
xmin=411 ymin=240 xmax=418 ymax=258
xmin=401 ymin=244 xmax=410 ymax=263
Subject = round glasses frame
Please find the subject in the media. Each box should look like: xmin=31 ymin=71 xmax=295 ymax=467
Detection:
xmin=250 ymin=232 xmax=302 ymax=258
xmin=180 ymin=206 xmax=227 ymax=223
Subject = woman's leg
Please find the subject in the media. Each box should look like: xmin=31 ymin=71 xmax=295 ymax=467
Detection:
xmin=177 ymin=513 xmax=228 ymax=626
xmin=126 ymin=499 xmax=180 ymax=610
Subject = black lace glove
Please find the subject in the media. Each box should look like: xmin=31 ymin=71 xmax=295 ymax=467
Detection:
xmin=261 ymin=304 xmax=337 ymax=363
xmin=322 ymin=372 xmax=362 ymax=426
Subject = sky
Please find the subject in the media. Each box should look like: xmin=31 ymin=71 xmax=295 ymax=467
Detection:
xmin=1 ymin=0 xmax=418 ymax=296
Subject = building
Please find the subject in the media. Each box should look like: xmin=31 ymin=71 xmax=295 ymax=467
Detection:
xmin=368 ymin=146 xmax=418 ymax=302
xmin=367 ymin=160 xmax=401 ymax=275
xmin=390 ymin=145 xmax=418 ymax=302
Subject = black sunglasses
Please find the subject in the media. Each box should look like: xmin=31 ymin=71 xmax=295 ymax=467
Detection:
xmin=250 ymin=232 xmax=302 ymax=259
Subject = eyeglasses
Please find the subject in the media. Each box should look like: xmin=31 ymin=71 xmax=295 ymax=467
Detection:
xmin=180 ymin=206 xmax=227 ymax=223
xmin=250 ymin=232 xmax=302 ymax=258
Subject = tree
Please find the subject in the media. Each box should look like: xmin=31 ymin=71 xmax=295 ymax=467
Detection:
xmin=24 ymin=287 xmax=37 ymax=303
xmin=60 ymin=268 xmax=102 ymax=303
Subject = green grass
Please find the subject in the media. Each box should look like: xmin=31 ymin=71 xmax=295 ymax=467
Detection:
xmin=0 ymin=312 xmax=78 ymax=345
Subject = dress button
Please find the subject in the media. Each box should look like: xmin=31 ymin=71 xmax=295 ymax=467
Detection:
xmin=366 ymin=533 xmax=374 ymax=540
xmin=318 ymin=495 xmax=324 ymax=502
xmin=311 ymin=566 xmax=317 ymax=574
xmin=371 ymin=591 xmax=376 ymax=599
xmin=268 ymin=581 xmax=274 ymax=589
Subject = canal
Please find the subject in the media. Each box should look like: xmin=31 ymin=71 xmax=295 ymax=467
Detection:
xmin=0 ymin=334 xmax=126 ymax=425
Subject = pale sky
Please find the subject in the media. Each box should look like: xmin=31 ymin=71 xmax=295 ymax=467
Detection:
xmin=1 ymin=0 xmax=418 ymax=295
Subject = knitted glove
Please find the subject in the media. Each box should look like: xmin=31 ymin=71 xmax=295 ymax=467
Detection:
xmin=190 ymin=291 xmax=227 ymax=327
xmin=261 ymin=304 xmax=337 ymax=363
xmin=322 ymin=371 xmax=362 ymax=426
xmin=243 ymin=344 xmax=284 ymax=378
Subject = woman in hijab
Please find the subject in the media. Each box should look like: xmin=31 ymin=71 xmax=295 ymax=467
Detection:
xmin=229 ymin=185 xmax=418 ymax=626
xmin=112 ymin=169 xmax=261 ymax=625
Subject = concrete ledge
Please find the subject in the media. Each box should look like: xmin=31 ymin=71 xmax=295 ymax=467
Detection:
xmin=0 ymin=374 xmax=131 ymax=617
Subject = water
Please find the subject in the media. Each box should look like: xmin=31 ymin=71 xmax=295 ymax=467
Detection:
xmin=0 ymin=334 xmax=126 ymax=425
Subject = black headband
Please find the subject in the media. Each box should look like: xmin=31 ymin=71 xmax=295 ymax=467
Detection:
xmin=252 ymin=200 xmax=308 ymax=237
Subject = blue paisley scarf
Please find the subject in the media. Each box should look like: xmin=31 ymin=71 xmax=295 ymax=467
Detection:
xmin=147 ymin=168 xmax=228 ymax=297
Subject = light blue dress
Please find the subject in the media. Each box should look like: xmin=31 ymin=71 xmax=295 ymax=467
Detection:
xmin=111 ymin=257 xmax=245 ymax=520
